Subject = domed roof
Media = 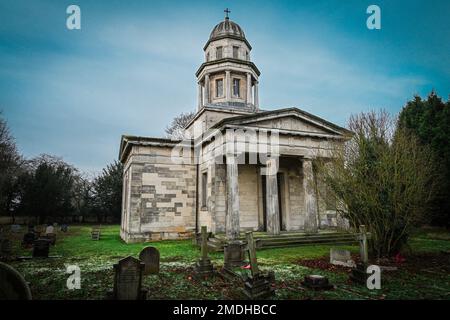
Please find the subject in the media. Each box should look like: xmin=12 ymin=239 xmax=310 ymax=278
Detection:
xmin=209 ymin=17 xmax=246 ymax=41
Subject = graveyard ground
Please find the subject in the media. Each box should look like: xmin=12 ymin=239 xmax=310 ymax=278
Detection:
xmin=7 ymin=225 xmax=450 ymax=300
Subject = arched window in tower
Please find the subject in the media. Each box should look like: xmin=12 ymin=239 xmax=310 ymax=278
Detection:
xmin=233 ymin=46 xmax=239 ymax=59
xmin=216 ymin=79 xmax=224 ymax=97
xmin=216 ymin=46 xmax=223 ymax=59
xmin=233 ymin=78 xmax=240 ymax=97
xmin=206 ymin=52 xmax=210 ymax=62
xmin=245 ymin=51 xmax=249 ymax=61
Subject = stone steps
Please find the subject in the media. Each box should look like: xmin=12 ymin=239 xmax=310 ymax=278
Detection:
xmin=202 ymin=232 xmax=357 ymax=252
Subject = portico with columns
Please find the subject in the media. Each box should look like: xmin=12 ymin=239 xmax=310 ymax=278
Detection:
xmin=118 ymin=11 xmax=351 ymax=244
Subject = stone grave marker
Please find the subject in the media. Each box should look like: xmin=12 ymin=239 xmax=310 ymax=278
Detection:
xmin=0 ymin=262 xmax=32 ymax=300
xmin=194 ymin=226 xmax=214 ymax=277
xmin=43 ymin=233 xmax=56 ymax=246
xmin=10 ymin=224 xmax=21 ymax=233
xmin=1 ymin=239 xmax=13 ymax=259
xmin=112 ymin=256 xmax=146 ymax=300
xmin=60 ymin=224 xmax=68 ymax=232
xmin=32 ymin=239 xmax=50 ymax=258
xmin=242 ymin=232 xmax=275 ymax=299
xmin=45 ymin=225 xmax=54 ymax=234
xmin=91 ymin=227 xmax=101 ymax=240
xmin=330 ymin=248 xmax=355 ymax=268
xmin=350 ymin=225 xmax=372 ymax=284
xmin=22 ymin=232 xmax=36 ymax=247
xmin=138 ymin=246 xmax=160 ymax=275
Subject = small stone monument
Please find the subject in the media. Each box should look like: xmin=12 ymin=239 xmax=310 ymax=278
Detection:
xmin=22 ymin=232 xmax=36 ymax=247
xmin=0 ymin=262 xmax=32 ymax=300
xmin=350 ymin=225 xmax=371 ymax=284
xmin=194 ymin=226 xmax=214 ymax=278
xmin=330 ymin=248 xmax=356 ymax=268
xmin=1 ymin=239 xmax=13 ymax=259
xmin=60 ymin=224 xmax=68 ymax=232
xmin=43 ymin=233 xmax=56 ymax=246
xmin=45 ymin=225 xmax=54 ymax=234
xmin=301 ymin=275 xmax=333 ymax=290
xmin=112 ymin=256 xmax=146 ymax=300
xmin=242 ymin=232 xmax=275 ymax=299
xmin=32 ymin=239 xmax=50 ymax=258
xmin=91 ymin=227 xmax=101 ymax=240
xmin=10 ymin=224 xmax=21 ymax=233
xmin=223 ymin=241 xmax=245 ymax=270
xmin=138 ymin=246 xmax=160 ymax=275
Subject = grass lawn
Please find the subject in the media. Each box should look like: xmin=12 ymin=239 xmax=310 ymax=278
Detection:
xmin=6 ymin=225 xmax=450 ymax=300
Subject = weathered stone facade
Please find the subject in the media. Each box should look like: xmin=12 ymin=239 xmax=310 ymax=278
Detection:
xmin=118 ymin=14 xmax=352 ymax=243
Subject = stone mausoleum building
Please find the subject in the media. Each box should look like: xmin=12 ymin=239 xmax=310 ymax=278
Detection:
xmin=119 ymin=13 xmax=351 ymax=243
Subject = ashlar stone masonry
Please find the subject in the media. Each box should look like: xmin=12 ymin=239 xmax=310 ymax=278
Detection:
xmin=118 ymin=13 xmax=352 ymax=243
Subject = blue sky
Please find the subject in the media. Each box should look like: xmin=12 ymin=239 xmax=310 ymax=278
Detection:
xmin=1 ymin=0 xmax=449 ymax=174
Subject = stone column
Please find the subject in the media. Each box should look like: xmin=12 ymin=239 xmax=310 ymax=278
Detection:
xmin=246 ymin=73 xmax=252 ymax=104
xmin=225 ymin=154 xmax=240 ymax=240
xmin=254 ymin=81 xmax=259 ymax=110
xmin=225 ymin=70 xmax=231 ymax=100
xmin=265 ymin=159 xmax=280 ymax=235
xmin=303 ymin=158 xmax=318 ymax=233
xmin=204 ymin=73 xmax=210 ymax=104
xmin=197 ymin=83 xmax=203 ymax=111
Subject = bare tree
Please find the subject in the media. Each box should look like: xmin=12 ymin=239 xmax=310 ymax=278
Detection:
xmin=316 ymin=110 xmax=440 ymax=258
xmin=165 ymin=111 xmax=195 ymax=140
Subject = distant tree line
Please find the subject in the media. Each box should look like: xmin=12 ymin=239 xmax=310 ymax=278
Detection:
xmin=0 ymin=113 xmax=123 ymax=224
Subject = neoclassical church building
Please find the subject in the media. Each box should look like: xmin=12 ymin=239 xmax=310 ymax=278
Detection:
xmin=119 ymin=13 xmax=351 ymax=243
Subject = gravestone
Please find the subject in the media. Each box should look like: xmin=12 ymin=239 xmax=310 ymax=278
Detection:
xmin=138 ymin=247 xmax=160 ymax=275
xmin=301 ymin=275 xmax=333 ymax=290
xmin=330 ymin=248 xmax=355 ymax=268
xmin=22 ymin=232 xmax=36 ymax=247
xmin=60 ymin=224 xmax=68 ymax=232
xmin=242 ymin=232 xmax=275 ymax=299
xmin=91 ymin=227 xmax=101 ymax=240
xmin=223 ymin=241 xmax=245 ymax=270
xmin=350 ymin=225 xmax=372 ymax=284
xmin=45 ymin=225 xmax=54 ymax=234
xmin=112 ymin=256 xmax=146 ymax=300
xmin=194 ymin=226 xmax=214 ymax=278
xmin=0 ymin=262 xmax=32 ymax=300
xmin=32 ymin=239 xmax=50 ymax=258
xmin=1 ymin=239 xmax=13 ymax=258
xmin=43 ymin=233 xmax=56 ymax=246
xmin=10 ymin=224 xmax=21 ymax=233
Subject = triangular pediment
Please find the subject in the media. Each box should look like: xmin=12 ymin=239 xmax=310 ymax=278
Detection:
xmin=214 ymin=108 xmax=351 ymax=137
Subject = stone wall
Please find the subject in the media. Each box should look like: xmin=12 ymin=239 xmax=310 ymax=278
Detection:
xmin=120 ymin=145 xmax=197 ymax=243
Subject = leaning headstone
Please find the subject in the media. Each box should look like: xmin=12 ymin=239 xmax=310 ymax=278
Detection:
xmin=112 ymin=256 xmax=146 ymax=300
xmin=194 ymin=226 xmax=214 ymax=278
xmin=242 ymin=232 xmax=275 ymax=299
xmin=0 ymin=262 xmax=32 ymax=300
xmin=32 ymin=239 xmax=50 ymax=258
xmin=138 ymin=247 xmax=160 ymax=275
xmin=330 ymin=248 xmax=356 ymax=268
